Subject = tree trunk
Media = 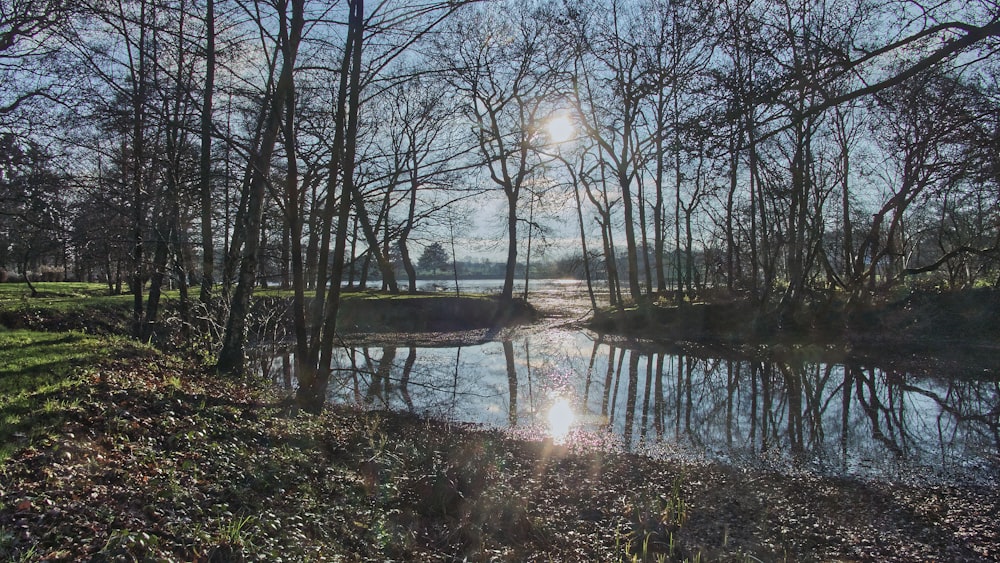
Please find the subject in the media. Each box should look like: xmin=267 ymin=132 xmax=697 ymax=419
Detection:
xmin=399 ymin=157 xmax=419 ymax=293
xmin=599 ymin=216 xmax=621 ymax=307
xmin=129 ymin=1 xmax=149 ymax=335
xmin=144 ymin=218 xmax=171 ymax=338
xmin=522 ymin=193 xmax=534 ymax=301
xmin=725 ymin=123 xmax=741 ymax=292
xmin=283 ymin=64 xmax=308 ymax=363
xmin=833 ymin=107 xmax=854 ymax=290
xmin=653 ymin=115 xmax=667 ymax=294
xmin=222 ymin=47 xmax=278 ymax=300
xmin=571 ymin=165 xmax=597 ymax=311
xmin=500 ymin=189 xmax=518 ymax=302
xmin=618 ymin=162 xmax=642 ymax=300
xmin=308 ymin=0 xmax=365 ymax=412
xmin=199 ymin=0 xmax=215 ymax=306
xmin=637 ymin=167 xmax=653 ymax=296
xmin=307 ymin=0 xmax=360 ymax=345
xmin=349 ymin=182 xmax=399 ymax=292
xmin=450 ymin=221 xmax=461 ymax=297
xmin=172 ymin=203 xmax=190 ymax=333
xmin=217 ymin=0 xmax=304 ymax=375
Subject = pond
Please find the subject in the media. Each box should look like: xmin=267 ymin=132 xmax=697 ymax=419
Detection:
xmin=259 ymin=327 xmax=1000 ymax=486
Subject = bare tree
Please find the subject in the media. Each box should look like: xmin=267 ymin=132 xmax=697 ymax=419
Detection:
xmin=568 ymin=0 xmax=655 ymax=301
xmin=850 ymin=71 xmax=983 ymax=299
xmin=198 ymin=0 xmax=216 ymax=305
xmin=438 ymin=1 xmax=565 ymax=303
xmin=217 ymin=0 xmax=305 ymax=375
xmin=0 ymin=0 xmax=72 ymax=122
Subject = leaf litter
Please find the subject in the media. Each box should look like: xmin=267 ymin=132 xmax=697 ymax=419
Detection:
xmin=1 ymin=348 xmax=997 ymax=562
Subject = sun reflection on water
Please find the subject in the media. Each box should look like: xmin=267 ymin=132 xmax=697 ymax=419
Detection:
xmin=547 ymin=397 xmax=575 ymax=444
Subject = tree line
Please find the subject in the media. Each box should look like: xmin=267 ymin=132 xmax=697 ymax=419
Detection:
xmin=2 ymin=0 xmax=999 ymax=391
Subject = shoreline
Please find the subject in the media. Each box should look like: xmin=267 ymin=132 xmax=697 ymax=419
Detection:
xmin=2 ymin=282 xmax=998 ymax=560
xmin=3 ymin=356 xmax=997 ymax=561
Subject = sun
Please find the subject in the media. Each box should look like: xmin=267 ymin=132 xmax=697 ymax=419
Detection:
xmin=547 ymin=396 xmax=576 ymax=443
xmin=545 ymin=113 xmax=575 ymax=144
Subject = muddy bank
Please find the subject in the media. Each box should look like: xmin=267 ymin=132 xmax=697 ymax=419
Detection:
xmin=589 ymin=288 xmax=1000 ymax=344
xmin=240 ymin=293 xmax=538 ymax=345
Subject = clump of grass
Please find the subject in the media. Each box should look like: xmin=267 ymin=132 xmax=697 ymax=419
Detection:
xmin=100 ymin=529 xmax=161 ymax=559
xmin=214 ymin=513 xmax=257 ymax=556
xmin=618 ymin=475 xmax=693 ymax=562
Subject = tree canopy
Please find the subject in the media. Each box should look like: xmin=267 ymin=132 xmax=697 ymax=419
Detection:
xmin=418 ymin=242 xmax=450 ymax=273
xmin=0 ymin=0 xmax=998 ymax=381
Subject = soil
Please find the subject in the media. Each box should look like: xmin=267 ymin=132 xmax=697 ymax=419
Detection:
xmin=1 ymin=288 xmax=998 ymax=561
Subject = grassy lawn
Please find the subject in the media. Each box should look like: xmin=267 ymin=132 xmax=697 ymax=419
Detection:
xmin=0 ymin=282 xmax=135 ymax=312
xmin=0 ymin=282 xmax=147 ymax=463
xmin=0 ymin=329 xmax=114 ymax=463
xmin=0 ymin=282 xmax=141 ymax=336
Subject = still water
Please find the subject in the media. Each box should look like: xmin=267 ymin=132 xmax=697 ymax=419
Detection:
xmin=260 ymin=329 xmax=999 ymax=485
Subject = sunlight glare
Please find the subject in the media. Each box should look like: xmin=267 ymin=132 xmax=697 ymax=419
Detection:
xmin=545 ymin=114 xmax=575 ymax=144
xmin=547 ymin=397 xmax=576 ymax=443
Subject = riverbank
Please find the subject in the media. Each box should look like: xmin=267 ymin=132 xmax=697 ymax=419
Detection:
xmin=2 ymin=348 xmax=997 ymax=561
xmin=1 ymin=283 xmax=998 ymax=560
xmin=585 ymin=287 xmax=1000 ymax=373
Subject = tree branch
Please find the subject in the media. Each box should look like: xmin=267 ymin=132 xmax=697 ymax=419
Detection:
xmin=903 ymin=245 xmax=998 ymax=276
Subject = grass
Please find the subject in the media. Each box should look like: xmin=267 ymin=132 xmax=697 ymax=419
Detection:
xmin=0 ymin=328 xmax=131 ymax=463
xmin=0 ymin=283 xmax=131 ymax=463
xmin=0 ymin=282 xmax=129 ymax=307
xmin=0 ymin=281 xmax=187 ymax=316
xmin=0 ymin=282 xmax=146 ymax=335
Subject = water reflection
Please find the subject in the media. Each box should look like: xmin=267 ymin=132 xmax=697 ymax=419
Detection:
xmin=258 ymin=332 xmax=999 ymax=484
xmin=547 ymin=397 xmax=575 ymax=444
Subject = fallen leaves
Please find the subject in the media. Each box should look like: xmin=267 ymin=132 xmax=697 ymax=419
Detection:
xmin=1 ymin=351 xmax=998 ymax=562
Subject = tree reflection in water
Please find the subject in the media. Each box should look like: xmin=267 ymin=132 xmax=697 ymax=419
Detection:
xmin=257 ymin=331 xmax=999 ymax=483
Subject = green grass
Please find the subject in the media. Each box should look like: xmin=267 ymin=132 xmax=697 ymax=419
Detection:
xmin=0 ymin=282 xmax=154 ymax=335
xmin=0 ymin=281 xmax=112 ymax=297
xmin=0 ymin=328 xmax=118 ymax=463
xmin=0 ymin=282 xmax=136 ymax=313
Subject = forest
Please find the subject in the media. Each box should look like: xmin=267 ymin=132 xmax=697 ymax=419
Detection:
xmin=2 ymin=0 xmax=1000 ymax=373
xmin=3 ymin=1 xmax=1000 ymax=560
